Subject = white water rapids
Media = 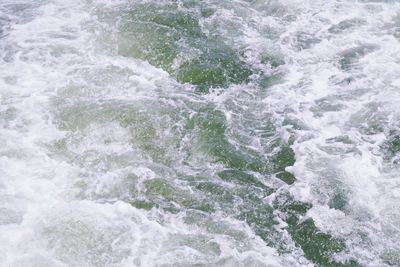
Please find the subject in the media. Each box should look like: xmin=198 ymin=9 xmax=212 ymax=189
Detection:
xmin=0 ymin=0 xmax=400 ymax=266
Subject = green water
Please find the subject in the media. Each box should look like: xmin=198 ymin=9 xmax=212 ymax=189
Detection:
xmin=118 ymin=2 xmax=256 ymax=92
xmin=54 ymin=96 xmax=353 ymax=266
xmin=3 ymin=0 xmax=400 ymax=265
xmin=51 ymin=1 xmax=360 ymax=266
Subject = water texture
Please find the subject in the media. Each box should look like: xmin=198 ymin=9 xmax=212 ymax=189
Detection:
xmin=0 ymin=0 xmax=400 ymax=266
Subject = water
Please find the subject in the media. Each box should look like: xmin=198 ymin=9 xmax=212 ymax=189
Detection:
xmin=0 ymin=0 xmax=400 ymax=266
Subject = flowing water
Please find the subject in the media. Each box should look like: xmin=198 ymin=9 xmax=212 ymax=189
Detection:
xmin=1 ymin=0 xmax=400 ymax=266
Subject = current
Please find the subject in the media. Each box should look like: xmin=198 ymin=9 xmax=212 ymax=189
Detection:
xmin=0 ymin=0 xmax=400 ymax=266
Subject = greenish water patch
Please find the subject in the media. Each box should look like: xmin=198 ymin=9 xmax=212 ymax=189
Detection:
xmin=328 ymin=192 xmax=348 ymax=211
xmin=288 ymin=218 xmax=357 ymax=267
xmin=381 ymin=130 xmax=400 ymax=164
xmin=275 ymin=195 xmax=358 ymax=267
xmin=53 ymin=101 xmax=187 ymax=168
xmin=176 ymin=48 xmax=253 ymax=92
xmin=218 ymin=170 xmax=272 ymax=193
xmin=187 ymin=108 xmax=266 ymax=171
xmin=144 ymin=178 xmax=215 ymax=213
xmin=118 ymin=2 xmax=255 ymax=91
xmin=119 ymin=3 xmax=200 ymax=71
xmin=53 ymin=69 xmax=355 ymax=266
xmin=238 ymin=204 xmax=276 ymax=244
xmin=131 ymin=200 xmax=156 ymax=211
xmin=271 ymin=144 xmax=296 ymax=184
xmin=200 ymin=8 xmax=215 ymax=18
xmin=195 ymin=182 xmax=235 ymax=203
xmin=385 ymin=134 xmax=400 ymax=157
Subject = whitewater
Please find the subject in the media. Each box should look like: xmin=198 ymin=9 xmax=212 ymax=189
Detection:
xmin=0 ymin=0 xmax=400 ymax=266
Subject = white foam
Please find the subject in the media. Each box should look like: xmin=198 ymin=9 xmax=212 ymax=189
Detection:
xmin=4 ymin=0 xmax=400 ymax=265
xmin=261 ymin=0 xmax=400 ymax=264
xmin=0 ymin=0 xmax=289 ymax=266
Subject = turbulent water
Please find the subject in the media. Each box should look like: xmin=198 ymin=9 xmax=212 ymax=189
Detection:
xmin=1 ymin=0 xmax=400 ymax=266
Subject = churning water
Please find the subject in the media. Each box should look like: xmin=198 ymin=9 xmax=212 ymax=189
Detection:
xmin=1 ymin=0 xmax=400 ymax=266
